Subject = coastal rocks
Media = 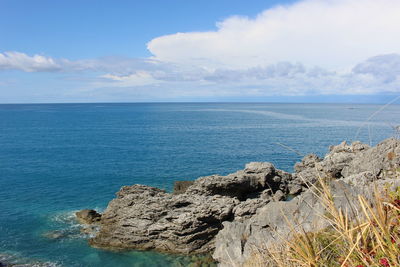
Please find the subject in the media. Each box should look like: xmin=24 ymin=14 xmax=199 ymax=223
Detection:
xmin=213 ymin=138 xmax=400 ymax=266
xmin=89 ymin=162 xmax=292 ymax=254
xmin=85 ymin=137 xmax=400 ymax=265
xmin=75 ymin=209 xmax=102 ymax=224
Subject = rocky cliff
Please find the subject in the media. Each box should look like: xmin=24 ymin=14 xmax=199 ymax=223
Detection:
xmin=82 ymin=138 xmax=400 ymax=266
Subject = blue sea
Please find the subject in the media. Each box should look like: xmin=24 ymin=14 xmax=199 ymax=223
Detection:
xmin=1 ymin=103 xmax=400 ymax=266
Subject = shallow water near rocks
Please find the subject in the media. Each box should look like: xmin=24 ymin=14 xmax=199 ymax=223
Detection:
xmin=1 ymin=103 xmax=399 ymax=266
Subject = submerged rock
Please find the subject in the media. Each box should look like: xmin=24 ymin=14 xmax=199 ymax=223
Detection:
xmin=75 ymin=209 xmax=101 ymax=224
xmin=42 ymin=230 xmax=68 ymax=240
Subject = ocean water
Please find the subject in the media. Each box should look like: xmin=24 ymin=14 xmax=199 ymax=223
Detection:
xmin=0 ymin=103 xmax=400 ymax=266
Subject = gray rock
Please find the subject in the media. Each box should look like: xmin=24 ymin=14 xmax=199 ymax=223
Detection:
xmin=185 ymin=162 xmax=283 ymax=200
xmin=213 ymin=138 xmax=400 ymax=266
xmin=232 ymin=198 xmax=271 ymax=221
xmin=341 ymin=138 xmax=400 ymax=177
xmin=272 ymin=190 xmax=285 ymax=201
xmin=288 ymin=183 xmax=302 ymax=195
xmin=89 ymin=184 xmax=239 ymax=254
xmin=213 ymin=180 xmax=367 ymax=266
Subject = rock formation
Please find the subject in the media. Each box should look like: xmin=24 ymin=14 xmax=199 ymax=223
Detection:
xmin=81 ymin=138 xmax=400 ymax=266
xmin=88 ymin=162 xmax=293 ymax=253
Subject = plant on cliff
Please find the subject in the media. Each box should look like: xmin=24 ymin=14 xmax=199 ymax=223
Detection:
xmin=245 ymin=170 xmax=400 ymax=267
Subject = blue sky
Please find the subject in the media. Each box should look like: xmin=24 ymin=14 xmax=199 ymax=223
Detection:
xmin=1 ymin=0 xmax=400 ymax=103
xmin=0 ymin=0 xmax=296 ymax=59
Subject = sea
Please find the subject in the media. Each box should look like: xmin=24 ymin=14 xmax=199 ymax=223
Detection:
xmin=0 ymin=103 xmax=399 ymax=267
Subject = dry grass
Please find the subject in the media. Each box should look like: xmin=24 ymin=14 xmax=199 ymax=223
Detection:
xmin=245 ymin=173 xmax=400 ymax=267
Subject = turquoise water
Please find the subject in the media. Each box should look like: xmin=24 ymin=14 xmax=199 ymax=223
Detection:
xmin=1 ymin=103 xmax=399 ymax=266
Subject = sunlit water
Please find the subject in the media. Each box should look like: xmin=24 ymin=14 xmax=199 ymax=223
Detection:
xmin=1 ymin=103 xmax=399 ymax=266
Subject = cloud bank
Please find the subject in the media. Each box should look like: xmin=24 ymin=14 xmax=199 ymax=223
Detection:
xmin=148 ymin=0 xmax=400 ymax=70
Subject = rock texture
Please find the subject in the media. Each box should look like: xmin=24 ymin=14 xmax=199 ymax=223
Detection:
xmin=173 ymin=181 xmax=194 ymax=194
xmin=89 ymin=162 xmax=293 ymax=253
xmin=85 ymin=138 xmax=400 ymax=266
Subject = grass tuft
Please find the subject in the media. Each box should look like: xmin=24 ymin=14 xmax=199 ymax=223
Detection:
xmin=245 ymin=172 xmax=400 ymax=267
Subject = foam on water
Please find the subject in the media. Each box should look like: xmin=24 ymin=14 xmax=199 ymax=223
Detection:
xmin=0 ymin=251 xmax=61 ymax=267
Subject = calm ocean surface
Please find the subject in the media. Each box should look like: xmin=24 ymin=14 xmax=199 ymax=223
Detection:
xmin=1 ymin=103 xmax=400 ymax=266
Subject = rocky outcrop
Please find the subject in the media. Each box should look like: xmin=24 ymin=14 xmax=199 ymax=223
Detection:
xmin=89 ymin=185 xmax=239 ymax=253
xmin=84 ymin=138 xmax=400 ymax=266
xmin=214 ymin=138 xmax=400 ymax=266
xmin=89 ymin=162 xmax=293 ymax=254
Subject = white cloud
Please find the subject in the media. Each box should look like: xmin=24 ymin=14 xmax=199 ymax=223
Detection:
xmin=0 ymin=52 xmax=167 ymax=75
xmin=0 ymin=51 xmax=63 ymax=72
xmin=147 ymin=0 xmax=400 ymax=70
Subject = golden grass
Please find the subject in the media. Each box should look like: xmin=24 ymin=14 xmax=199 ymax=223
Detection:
xmin=245 ymin=174 xmax=400 ymax=267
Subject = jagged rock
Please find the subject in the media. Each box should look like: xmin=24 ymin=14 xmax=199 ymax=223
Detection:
xmin=185 ymin=162 xmax=285 ymax=199
xmin=76 ymin=209 xmax=102 ymax=224
xmin=294 ymin=154 xmax=321 ymax=172
xmin=320 ymin=140 xmax=370 ymax=178
xmin=173 ymin=180 xmax=194 ymax=194
xmin=341 ymin=138 xmax=400 ymax=177
xmin=292 ymin=140 xmax=383 ymax=187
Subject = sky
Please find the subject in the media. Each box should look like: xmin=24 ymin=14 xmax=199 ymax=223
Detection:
xmin=1 ymin=0 xmax=400 ymax=103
